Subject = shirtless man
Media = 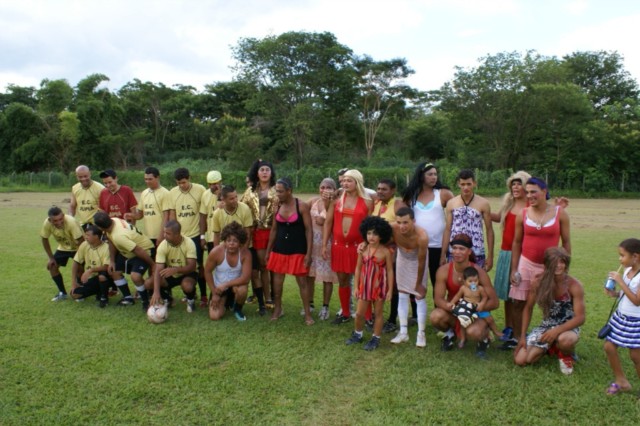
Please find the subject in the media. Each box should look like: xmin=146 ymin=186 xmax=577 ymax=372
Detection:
xmin=441 ymin=169 xmax=494 ymax=271
xmin=388 ymin=207 xmax=429 ymax=348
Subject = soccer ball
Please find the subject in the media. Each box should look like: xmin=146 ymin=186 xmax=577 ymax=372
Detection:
xmin=147 ymin=303 xmax=168 ymax=324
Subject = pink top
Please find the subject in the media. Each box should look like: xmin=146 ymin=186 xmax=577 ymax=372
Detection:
xmin=521 ymin=206 xmax=561 ymax=264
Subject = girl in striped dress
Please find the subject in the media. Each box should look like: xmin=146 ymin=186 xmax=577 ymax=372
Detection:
xmin=344 ymin=217 xmax=394 ymax=351
xmin=604 ymin=238 xmax=640 ymax=395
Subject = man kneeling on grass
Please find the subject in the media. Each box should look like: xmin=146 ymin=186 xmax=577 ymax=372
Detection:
xmin=149 ymin=220 xmax=198 ymax=312
xmin=205 ymin=222 xmax=252 ymax=321
xmin=70 ymin=224 xmax=112 ymax=307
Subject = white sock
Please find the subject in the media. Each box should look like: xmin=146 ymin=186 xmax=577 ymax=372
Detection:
xmin=416 ymin=297 xmax=427 ymax=333
xmin=398 ymin=293 xmax=409 ymax=334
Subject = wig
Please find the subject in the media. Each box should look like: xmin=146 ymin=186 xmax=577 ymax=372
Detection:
xmin=359 ymin=216 xmax=393 ymax=245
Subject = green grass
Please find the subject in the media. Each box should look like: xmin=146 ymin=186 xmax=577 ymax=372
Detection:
xmin=1 ymin=196 xmax=640 ymax=425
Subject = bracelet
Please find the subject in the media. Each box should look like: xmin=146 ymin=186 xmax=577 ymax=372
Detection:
xmin=200 ymin=234 xmax=205 ymax=239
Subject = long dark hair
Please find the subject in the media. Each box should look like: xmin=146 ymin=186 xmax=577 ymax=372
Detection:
xmin=402 ymin=162 xmax=449 ymax=206
xmin=247 ymin=159 xmax=276 ymax=191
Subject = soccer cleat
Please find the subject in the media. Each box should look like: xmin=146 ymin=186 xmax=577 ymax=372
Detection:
xmin=382 ymin=321 xmax=398 ymax=334
xmin=416 ymin=331 xmax=426 ymax=348
xmin=74 ymin=297 xmax=85 ymax=303
xmin=476 ymin=338 xmax=490 ymax=359
xmin=441 ymin=335 xmax=456 ymax=352
xmin=391 ymin=332 xmax=409 ymax=344
xmin=234 ymin=310 xmax=247 ymax=321
xmin=199 ymin=296 xmax=208 ymax=308
xmin=345 ymin=331 xmax=364 ymax=345
xmin=363 ymin=336 xmax=381 ymax=351
xmin=51 ymin=292 xmax=68 ymax=302
xmin=559 ymin=355 xmax=574 ymax=375
xmin=499 ymin=338 xmax=518 ymax=351
xmin=98 ymin=298 xmax=108 ymax=308
xmin=187 ymin=299 xmax=196 ymax=313
xmin=257 ymin=306 xmax=267 ymax=316
xmin=331 ymin=315 xmax=351 ymax=325
xmin=117 ymin=296 xmax=135 ymax=306
xmin=319 ymin=306 xmax=329 ymax=321
xmin=500 ymin=326 xmax=514 ymax=342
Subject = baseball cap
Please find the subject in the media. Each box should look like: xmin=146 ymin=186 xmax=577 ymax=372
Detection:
xmin=99 ymin=169 xmax=117 ymax=179
xmin=207 ymin=170 xmax=222 ymax=184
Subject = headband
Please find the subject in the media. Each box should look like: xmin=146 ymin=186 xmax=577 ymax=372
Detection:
xmin=450 ymin=238 xmax=472 ymax=249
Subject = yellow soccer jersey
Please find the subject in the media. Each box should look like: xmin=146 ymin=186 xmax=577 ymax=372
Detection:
xmin=138 ymin=186 xmax=169 ymax=240
xmin=72 ymin=180 xmax=105 ymax=224
xmin=199 ymin=190 xmax=219 ymax=243
xmin=155 ymin=236 xmax=197 ymax=278
xmin=107 ymin=218 xmax=154 ymax=259
xmin=373 ymin=198 xmax=397 ymax=223
xmin=73 ymin=241 xmax=110 ymax=277
xmin=40 ymin=214 xmax=83 ymax=251
xmin=165 ymin=183 xmax=206 ymax=238
xmin=211 ymin=201 xmax=254 ymax=233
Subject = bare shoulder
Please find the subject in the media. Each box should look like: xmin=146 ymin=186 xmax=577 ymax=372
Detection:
xmin=441 ymin=188 xmax=454 ymax=204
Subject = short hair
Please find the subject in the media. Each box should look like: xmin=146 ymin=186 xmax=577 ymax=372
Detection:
xmin=93 ymin=211 xmax=113 ymax=229
xmin=221 ymin=185 xmax=236 ymax=199
xmin=164 ymin=220 xmax=181 ymax=233
xmin=527 ymin=177 xmax=551 ymax=200
xmin=48 ymin=206 xmax=63 ymax=217
xmin=337 ymin=168 xmax=349 ymax=176
xmin=145 ymin=167 xmax=160 ymax=177
xmin=359 ymin=216 xmax=393 ymax=244
xmin=463 ymin=266 xmax=478 ymax=280
xmin=456 ymin=169 xmax=475 ymax=181
xmin=276 ymin=177 xmax=293 ymax=190
xmin=84 ymin=224 xmax=103 ymax=238
xmin=395 ymin=206 xmax=414 ymax=219
xmin=221 ymin=222 xmax=248 ymax=245
xmin=174 ymin=168 xmax=190 ymax=181
xmin=378 ymin=178 xmax=396 ymax=190
xmin=620 ymin=238 xmax=640 ymax=255
xmin=449 ymin=233 xmax=476 ymax=263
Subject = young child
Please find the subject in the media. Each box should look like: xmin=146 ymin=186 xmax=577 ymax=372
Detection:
xmin=449 ymin=266 xmax=502 ymax=347
xmin=345 ymin=216 xmax=394 ymax=351
xmin=603 ymin=238 xmax=640 ymax=395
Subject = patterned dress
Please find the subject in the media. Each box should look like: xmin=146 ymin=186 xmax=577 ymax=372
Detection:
xmin=448 ymin=206 xmax=485 ymax=264
xmin=356 ymin=248 xmax=388 ymax=301
xmin=527 ymin=289 xmax=579 ymax=350
xmin=308 ymin=198 xmax=338 ymax=283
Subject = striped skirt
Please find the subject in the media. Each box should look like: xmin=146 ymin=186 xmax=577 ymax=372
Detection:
xmin=606 ymin=310 xmax=640 ymax=348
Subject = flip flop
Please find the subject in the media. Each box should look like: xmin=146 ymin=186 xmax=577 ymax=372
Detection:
xmin=606 ymin=382 xmax=631 ymax=395
xmin=305 ymin=318 xmax=315 ymax=326
xmin=270 ymin=310 xmax=284 ymax=321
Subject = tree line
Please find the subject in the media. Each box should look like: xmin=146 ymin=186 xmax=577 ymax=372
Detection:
xmin=0 ymin=31 xmax=638 ymax=192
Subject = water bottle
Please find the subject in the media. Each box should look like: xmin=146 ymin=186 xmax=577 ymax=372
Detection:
xmin=513 ymin=272 xmax=521 ymax=286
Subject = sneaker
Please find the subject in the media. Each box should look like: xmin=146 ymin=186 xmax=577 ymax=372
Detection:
xmin=363 ymin=336 xmax=381 ymax=351
xmin=187 ymin=299 xmax=196 ymax=313
xmin=257 ymin=306 xmax=267 ymax=316
xmin=299 ymin=306 xmax=315 ymax=316
xmin=319 ymin=306 xmax=329 ymax=321
xmin=382 ymin=321 xmax=397 ymax=334
xmin=500 ymin=327 xmax=513 ymax=342
xmin=199 ymin=296 xmax=208 ymax=308
xmin=246 ymin=295 xmax=256 ymax=304
xmin=365 ymin=319 xmax=374 ymax=331
xmin=345 ymin=331 xmax=364 ymax=345
xmin=98 ymin=298 xmax=108 ymax=308
xmin=476 ymin=338 xmax=490 ymax=359
xmin=117 ymin=296 xmax=135 ymax=306
xmin=441 ymin=335 xmax=456 ymax=352
xmin=332 ymin=315 xmax=350 ymax=325
xmin=234 ymin=310 xmax=247 ymax=321
xmin=51 ymin=292 xmax=68 ymax=302
xmin=391 ymin=332 xmax=409 ymax=344
xmin=499 ymin=338 xmax=518 ymax=351
xmin=416 ymin=331 xmax=426 ymax=348
xmin=559 ymin=355 xmax=574 ymax=375
xmin=74 ymin=297 xmax=85 ymax=303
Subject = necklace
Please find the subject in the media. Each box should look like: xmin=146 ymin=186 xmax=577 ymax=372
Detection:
xmin=463 ymin=194 xmax=475 ymax=215
xmin=531 ymin=205 xmax=550 ymax=230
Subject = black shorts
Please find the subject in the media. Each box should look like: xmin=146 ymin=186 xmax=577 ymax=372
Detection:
xmin=165 ymin=272 xmax=198 ymax=289
xmin=190 ymin=236 xmax=204 ymax=265
xmin=250 ymin=247 xmax=260 ymax=271
xmin=72 ymin=275 xmax=105 ymax=297
xmin=54 ymin=250 xmax=76 ymax=267
xmin=206 ymin=242 xmax=214 ymax=253
xmin=150 ymin=239 xmax=157 ymax=260
xmin=115 ymin=252 xmax=151 ymax=275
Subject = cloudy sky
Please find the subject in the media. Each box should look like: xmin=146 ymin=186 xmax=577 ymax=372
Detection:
xmin=1 ymin=0 xmax=639 ymax=93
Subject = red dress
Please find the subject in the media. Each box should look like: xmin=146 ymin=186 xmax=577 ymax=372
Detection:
xmin=331 ymin=196 xmax=368 ymax=274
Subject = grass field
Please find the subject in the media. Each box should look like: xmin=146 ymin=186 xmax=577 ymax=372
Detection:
xmin=1 ymin=193 xmax=639 ymax=425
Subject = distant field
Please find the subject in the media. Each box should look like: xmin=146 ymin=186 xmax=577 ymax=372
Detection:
xmin=1 ymin=193 xmax=639 ymax=425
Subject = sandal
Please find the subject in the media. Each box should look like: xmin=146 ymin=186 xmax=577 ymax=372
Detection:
xmin=270 ymin=310 xmax=284 ymax=321
xmin=606 ymin=382 xmax=631 ymax=395
xmin=305 ymin=318 xmax=315 ymax=326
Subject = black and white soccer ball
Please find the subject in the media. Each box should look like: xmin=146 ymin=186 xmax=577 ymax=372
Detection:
xmin=147 ymin=303 xmax=168 ymax=324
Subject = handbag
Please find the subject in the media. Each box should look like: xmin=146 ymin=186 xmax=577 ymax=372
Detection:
xmin=597 ymin=295 xmax=622 ymax=340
